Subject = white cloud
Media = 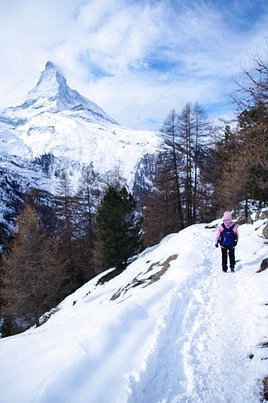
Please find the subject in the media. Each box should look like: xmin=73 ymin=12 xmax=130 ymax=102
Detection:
xmin=0 ymin=0 xmax=267 ymax=129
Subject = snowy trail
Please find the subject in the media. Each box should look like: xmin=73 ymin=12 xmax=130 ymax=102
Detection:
xmin=127 ymin=230 xmax=215 ymax=403
xmin=181 ymin=229 xmax=268 ymax=403
xmin=127 ymin=226 xmax=267 ymax=403
xmin=182 ymin=266 xmax=261 ymax=402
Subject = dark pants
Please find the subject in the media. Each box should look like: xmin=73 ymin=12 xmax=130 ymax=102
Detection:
xmin=221 ymin=247 xmax=235 ymax=271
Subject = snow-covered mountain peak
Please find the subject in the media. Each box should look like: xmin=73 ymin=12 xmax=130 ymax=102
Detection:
xmin=26 ymin=61 xmax=67 ymax=102
xmin=0 ymin=61 xmax=117 ymax=125
xmin=25 ymin=61 xmax=117 ymax=123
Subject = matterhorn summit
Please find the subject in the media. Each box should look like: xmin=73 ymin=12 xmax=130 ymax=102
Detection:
xmin=0 ymin=61 xmax=117 ymax=125
xmin=27 ymin=61 xmax=72 ymax=103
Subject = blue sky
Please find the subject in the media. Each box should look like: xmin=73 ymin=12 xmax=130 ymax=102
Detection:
xmin=0 ymin=0 xmax=267 ymax=129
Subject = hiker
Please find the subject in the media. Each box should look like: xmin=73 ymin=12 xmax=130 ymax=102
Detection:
xmin=215 ymin=211 xmax=239 ymax=272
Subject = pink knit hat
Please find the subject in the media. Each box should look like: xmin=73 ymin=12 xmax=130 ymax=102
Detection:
xmin=223 ymin=211 xmax=232 ymax=220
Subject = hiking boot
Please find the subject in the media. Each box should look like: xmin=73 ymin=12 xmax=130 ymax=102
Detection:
xmin=230 ymin=267 xmax=235 ymax=272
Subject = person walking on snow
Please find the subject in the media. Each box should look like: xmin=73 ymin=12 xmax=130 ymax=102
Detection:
xmin=215 ymin=211 xmax=239 ymax=272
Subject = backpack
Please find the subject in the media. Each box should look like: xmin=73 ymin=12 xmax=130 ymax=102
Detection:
xmin=219 ymin=223 xmax=236 ymax=248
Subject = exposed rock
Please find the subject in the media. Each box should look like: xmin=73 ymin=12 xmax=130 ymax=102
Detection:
xmin=262 ymin=222 xmax=268 ymax=239
xmin=259 ymin=209 xmax=268 ymax=220
xmin=256 ymin=258 xmax=268 ymax=273
xmin=111 ymin=254 xmax=178 ymax=300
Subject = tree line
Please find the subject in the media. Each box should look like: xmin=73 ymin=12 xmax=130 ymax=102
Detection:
xmin=0 ymin=56 xmax=267 ymax=336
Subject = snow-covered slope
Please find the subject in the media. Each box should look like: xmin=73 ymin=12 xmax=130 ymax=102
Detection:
xmin=18 ymin=117 xmax=159 ymax=183
xmin=0 ymin=220 xmax=267 ymax=403
xmin=0 ymin=122 xmax=30 ymax=157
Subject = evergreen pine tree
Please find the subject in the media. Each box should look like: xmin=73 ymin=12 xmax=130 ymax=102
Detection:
xmin=96 ymin=186 xmax=141 ymax=270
